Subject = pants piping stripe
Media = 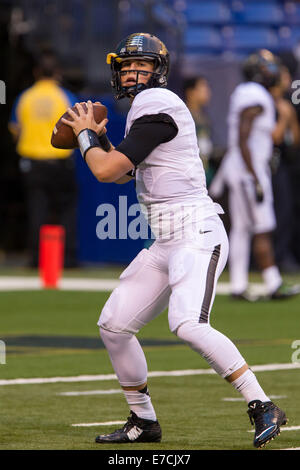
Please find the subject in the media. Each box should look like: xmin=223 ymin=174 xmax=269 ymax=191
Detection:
xmin=199 ymin=244 xmax=221 ymax=323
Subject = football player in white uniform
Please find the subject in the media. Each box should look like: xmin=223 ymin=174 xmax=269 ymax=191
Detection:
xmin=210 ymin=50 xmax=300 ymax=301
xmin=62 ymin=34 xmax=287 ymax=448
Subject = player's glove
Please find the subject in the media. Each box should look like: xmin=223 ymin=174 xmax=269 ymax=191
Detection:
xmin=254 ymin=181 xmax=264 ymax=203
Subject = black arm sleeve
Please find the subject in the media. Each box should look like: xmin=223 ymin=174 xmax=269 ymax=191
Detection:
xmin=115 ymin=113 xmax=178 ymax=167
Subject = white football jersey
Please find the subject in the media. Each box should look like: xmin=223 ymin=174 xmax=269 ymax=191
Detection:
xmin=125 ymin=88 xmax=222 ymax=239
xmin=223 ymin=81 xmax=275 ymax=181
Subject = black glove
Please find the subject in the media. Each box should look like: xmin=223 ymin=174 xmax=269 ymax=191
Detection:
xmin=255 ymin=181 xmax=264 ymax=203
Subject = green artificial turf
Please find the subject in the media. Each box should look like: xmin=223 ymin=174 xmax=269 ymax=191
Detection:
xmin=0 ymin=280 xmax=299 ymax=450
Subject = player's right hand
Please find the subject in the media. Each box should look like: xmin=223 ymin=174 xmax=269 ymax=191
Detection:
xmin=255 ymin=181 xmax=264 ymax=203
xmin=61 ymin=101 xmax=108 ymax=137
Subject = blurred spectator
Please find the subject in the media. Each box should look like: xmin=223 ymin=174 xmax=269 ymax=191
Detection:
xmin=183 ymin=76 xmax=215 ymax=184
xmin=8 ymin=50 xmax=79 ymax=268
xmin=270 ymin=65 xmax=300 ymax=272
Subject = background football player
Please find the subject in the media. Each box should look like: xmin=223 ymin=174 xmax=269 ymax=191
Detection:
xmin=210 ymin=50 xmax=300 ymax=301
xmin=62 ymin=34 xmax=287 ymax=448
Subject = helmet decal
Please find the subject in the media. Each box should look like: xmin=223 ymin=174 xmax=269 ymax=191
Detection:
xmin=125 ymin=34 xmax=144 ymax=52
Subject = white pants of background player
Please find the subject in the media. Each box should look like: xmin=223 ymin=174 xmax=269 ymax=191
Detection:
xmin=98 ymin=215 xmax=247 ymax=390
xmin=227 ymin=173 xmax=277 ymax=295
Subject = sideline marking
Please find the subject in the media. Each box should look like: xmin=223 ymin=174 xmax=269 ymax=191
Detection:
xmin=1 ymin=363 xmax=299 ymax=386
xmin=72 ymin=421 xmax=125 ymax=427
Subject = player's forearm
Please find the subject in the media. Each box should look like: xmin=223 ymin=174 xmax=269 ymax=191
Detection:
xmin=85 ymin=147 xmax=133 ymax=183
xmin=93 ymin=144 xmax=134 ymax=184
xmin=85 ymin=148 xmax=117 ymax=182
xmin=76 ymin=127 xmax=132 ymax=182
xmin=239 ymin=143 xmax=258 ymax=181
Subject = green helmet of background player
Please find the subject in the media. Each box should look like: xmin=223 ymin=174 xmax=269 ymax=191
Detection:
xmin=107 ymin=33 xmax=170 ymax=100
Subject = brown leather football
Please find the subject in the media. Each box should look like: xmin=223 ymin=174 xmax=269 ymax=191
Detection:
xmin=51 ymin=102 xmax=108 ymax=149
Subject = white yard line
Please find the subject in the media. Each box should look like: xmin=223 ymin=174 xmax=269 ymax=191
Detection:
xmin=222 ymin=395 xmax=287 ymax=402
xmin=249 ymin=426 xmax=300 ymax=433
xmin=1 ymin=362 xmax=299 ymax=386
xmin=74 ymin=422 xmax=300 ymax=430
xmin=0 ymin=276 xmax=268 ymax=295
xmin=58 ymin=389 xmax=122 ymax=396
xmin=72 ymin=421 xmax=125 ymax=427
xmin=0 ymin=373 xmax=117 ymax=386
xmin=281 ymin=447 xmax=300 ymax=450
xmin=280 ymin=426 xmax=300 ymax=432
xmin=0 ymin=276 xmax=119 ymax=291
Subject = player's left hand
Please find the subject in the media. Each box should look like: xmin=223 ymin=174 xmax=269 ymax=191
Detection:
xmin=254 ymin=181 xmax=264 ymax=203
xmin=61 ymin=100 xmax=108 ymax=137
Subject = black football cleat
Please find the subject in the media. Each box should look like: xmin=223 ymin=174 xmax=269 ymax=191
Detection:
xmin=247 ymin=400 xmax=287 ymax=448
xmin=95 ymin=411 xmax=162 ymax=444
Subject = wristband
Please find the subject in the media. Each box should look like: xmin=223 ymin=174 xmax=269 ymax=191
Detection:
xmin=98 ymin=133 xmax=112 ymax=152
xmin=77 ymin=128 xmax=100 ymax=160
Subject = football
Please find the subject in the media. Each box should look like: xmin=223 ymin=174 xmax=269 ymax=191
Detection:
xmin=51 ymin=102 xmax=108 ymax=149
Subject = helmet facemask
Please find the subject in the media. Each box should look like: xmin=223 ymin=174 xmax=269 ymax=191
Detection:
xmin=112 ymin=57 xmax=167 ymax=99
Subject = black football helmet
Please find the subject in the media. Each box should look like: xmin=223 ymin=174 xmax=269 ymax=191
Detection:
xmin=242 ymin=49 xmax=281 ymax=89
xmin=107 ymin=33 xmax=170 ymax=99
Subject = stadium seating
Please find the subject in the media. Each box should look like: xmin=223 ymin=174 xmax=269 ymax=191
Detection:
xmin=222 ymin=25 xmax=279 ymax=51
xmin=185 ymin=26 xmax=222 ymax=51
xmin=185 ymin=1 xmax=232 ymax=24
xmin=278 ymin=25 xmax=300 ymax=48
xmin=284 ymin=1 xmax=300 ymax=25
xmin=180 ymin=0 xmax=300 ymax=57
xmin=231 ymin=1 xmax=284 ymax=25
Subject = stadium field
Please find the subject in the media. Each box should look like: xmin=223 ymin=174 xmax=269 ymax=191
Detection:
xmin=0 ymin=270 xmax=300 ymax=450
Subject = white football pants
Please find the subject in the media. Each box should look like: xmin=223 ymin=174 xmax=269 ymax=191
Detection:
xmin=98 ymin=215 xmax=246 ymax=387
xmin=228 ymin=174 xmax=276 ymax=294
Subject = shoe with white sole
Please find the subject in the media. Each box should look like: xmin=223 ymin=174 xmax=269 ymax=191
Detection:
xmin=95 ymin=411 xmax=162 ymax=443
xmin=247 ymin=400 xmax=287 ymax=448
